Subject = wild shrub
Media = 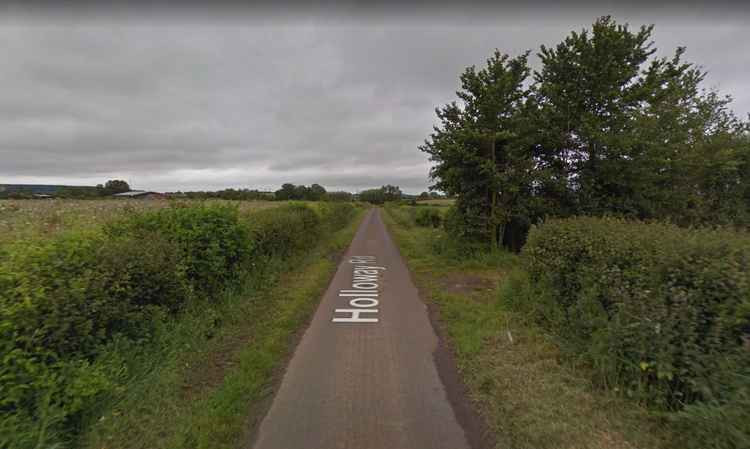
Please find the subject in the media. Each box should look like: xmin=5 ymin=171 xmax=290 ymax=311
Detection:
xmin=383 ymin=204 xmax=415 ymax=228
xmin=315 ymin=202 xmax=356 ymax=231
xmin=414 ymin=208 xmax=442 ymax=228
xmin=106 ymin=203 xmax=251 ymax=297
xmin=522 ymin=217 xmax=750 ymax=448
xmin=245 ymin=204 xmax=321 ymax=261
xmin=0 ymin=230 xmax=187 ymax=447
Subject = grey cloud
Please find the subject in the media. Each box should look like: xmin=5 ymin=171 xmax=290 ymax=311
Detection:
xmin=0 ymin=10 xmax=748 ymax=193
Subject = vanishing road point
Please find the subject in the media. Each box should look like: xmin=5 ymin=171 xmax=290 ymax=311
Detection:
xmin=251 ymin=208 xmax=471 ymax=449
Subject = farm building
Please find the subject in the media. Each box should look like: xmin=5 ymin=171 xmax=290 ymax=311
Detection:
xmin=112 ymin=190 xmax=166 ymax=199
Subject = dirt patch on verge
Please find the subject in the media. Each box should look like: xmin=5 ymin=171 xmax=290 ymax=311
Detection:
xmin=180 ymin=330 xmax=255 ymax=401
xmin=438 ymin=273 xmax=498 ymax=295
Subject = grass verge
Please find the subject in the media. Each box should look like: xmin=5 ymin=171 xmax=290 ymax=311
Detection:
xmin=382 ymin=208 xmax=671 ymax=449
xmin=78 ymin=209 xmax=367 ymax=449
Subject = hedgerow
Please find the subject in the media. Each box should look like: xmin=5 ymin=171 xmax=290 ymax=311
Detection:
xmin=521 ymin=217 xmax=750 ymax=448
xmin=414 ymin=208 xmax=442 ymax=228
xmin=0 ymin=201 xmax=356 ymax=448
xmin=384 ymin=204 xmax=444 ymax=229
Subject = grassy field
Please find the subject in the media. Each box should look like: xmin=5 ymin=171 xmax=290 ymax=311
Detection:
xmin=383 ymin=206 xmax=671 ymax=449
xmin=415 ymin=198 xmax=455 ymax=206
xmin=0 ymin=199 xmax=279 ymax=244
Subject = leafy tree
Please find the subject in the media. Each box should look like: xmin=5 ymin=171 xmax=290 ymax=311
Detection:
xmin=418 ymin=192 xmax=430 ymax=200
xmin=422 ymin=16 xmax=750 ymax=250
xmin=293 ymin=184 xmax=310 ymax=200
xmin=104 ymin=179 xmax=130 ymax=194
xmin=358 ymin=188 xmax=386 ymax=204
xmin=274 ymin=183 xmax=331 ymax=201
xmin=381 ymin=185 xmax=403 ymax=202
xmin=309 ymin=183 xmax=327 ymax=201
xmin=275 ymin=183 xmax=296 ymax=201
xmin=530 ymin=16 xmax=749 ymax=225
xmin=420 ymin=50 xmax=531 ymax=249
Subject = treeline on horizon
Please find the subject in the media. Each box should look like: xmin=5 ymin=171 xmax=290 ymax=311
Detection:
xmin=1 ymin=181 xmax=441 ymax=203
xmin=422 ymin=16 xmax=750 ymax=251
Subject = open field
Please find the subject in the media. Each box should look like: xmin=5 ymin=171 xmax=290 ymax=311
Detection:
xmin=415 ymin=198 xmax=455 ymax=206
xmin=0 ymin=199 xmax=280 ymax=245
xmin=383 ymin=206 xmax=671 ymax=449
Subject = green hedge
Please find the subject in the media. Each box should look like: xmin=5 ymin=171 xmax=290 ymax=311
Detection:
xmin=415 ymin=208 xmax=443 ymax=228
xmin=0 ymin=202 xmax=356 ymax=447
xmin=384 ymin=204 xmax=444 ymax=229
xmin=522 ymin=217 xmax=750 ymax=448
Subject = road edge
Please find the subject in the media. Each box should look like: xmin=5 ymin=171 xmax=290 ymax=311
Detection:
xmin=380 ymin=208 xmax=496 ymax=449
xmin=241 ymin=208 xmax=372 ymax=449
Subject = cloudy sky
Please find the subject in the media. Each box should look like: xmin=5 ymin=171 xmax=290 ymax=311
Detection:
xmin=1 ymin=3 xmax=749 ymax=193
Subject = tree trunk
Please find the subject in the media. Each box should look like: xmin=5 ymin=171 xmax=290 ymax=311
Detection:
xmin=490 ymin=136 xmax=498 ymax=249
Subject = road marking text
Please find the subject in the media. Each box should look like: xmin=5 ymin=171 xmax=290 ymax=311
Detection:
xmin=332 ymin=255 xmax=385 ymax=323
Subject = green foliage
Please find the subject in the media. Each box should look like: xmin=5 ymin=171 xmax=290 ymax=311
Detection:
xmin=274 ymin=183 xmax=332 ymax=201
xmin=178 ymin=188 xmax=273 ymax=201
xmin=420 ymin=49 xmax=532 ymax=249
xmin=103 ymin=180 xmax=130 ymax=195
xmin=422 ymin=16 xmax=750 ymax=251
xmin=324 ymin=191 xmax=353 ymax=202
xmin=358 ymin=185 xmax=402 ymax=204
xmin=414 ymin=208 xmax=442 ymax=228
xmin=106 ymin=204 xmax=251 ymax=297
xmin=0 ymin=202 xmax=358 ymax=448
xmin=522 ymin=216 xmax=750 ymax=448
xmin=315 ymin=202 xmax=356 ymax=231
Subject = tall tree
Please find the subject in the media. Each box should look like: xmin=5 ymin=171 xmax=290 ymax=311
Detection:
xmin=381 ymin=185 xmax=403 ymax=202
xmin=421 ymin=16 xmax=750 ymax=250
xmin=420 ymin=50 xmax=531 ymax=249
xmin=529 ymin=16 xmax=749 ymax=223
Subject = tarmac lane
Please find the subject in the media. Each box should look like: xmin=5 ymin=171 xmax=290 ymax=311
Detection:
xmin=250 ymin=208 xmax=472 ymax=449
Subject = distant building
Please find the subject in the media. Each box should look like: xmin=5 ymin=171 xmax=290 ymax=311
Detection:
xmin=112 ymin=190 xmax=166 ymax=199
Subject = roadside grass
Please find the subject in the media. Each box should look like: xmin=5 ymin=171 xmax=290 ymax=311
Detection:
xmin=382 ymin=209 xmax=671 ymax=449
xmin=78 ymin=209 xmax=367 ymax=449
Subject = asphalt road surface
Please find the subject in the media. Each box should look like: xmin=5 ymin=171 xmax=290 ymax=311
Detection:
xmin=250 ymin=208 xmax=473 ymax=449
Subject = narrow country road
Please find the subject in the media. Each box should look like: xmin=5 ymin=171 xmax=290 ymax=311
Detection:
xmin=250 ymin=208 xmax=472 ymax=449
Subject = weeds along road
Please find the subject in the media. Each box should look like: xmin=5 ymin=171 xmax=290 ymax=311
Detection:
xmin=250 ymin=208 xmax=474 ymax=449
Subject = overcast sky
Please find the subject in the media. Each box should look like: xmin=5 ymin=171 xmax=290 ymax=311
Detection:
xmin=1 ymin=4 xmax=748 ymax=193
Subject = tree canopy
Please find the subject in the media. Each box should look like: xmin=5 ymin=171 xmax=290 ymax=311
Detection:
xmin=358 ymin=185 xmax=403 ymax=204
xmin=274 ymin=183 xmax=329 ymax=201
xmin=421 ymin=16 xmax=750 ymax=251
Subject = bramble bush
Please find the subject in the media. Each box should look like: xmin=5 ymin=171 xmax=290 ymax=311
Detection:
xmin=0 ymin=201 xmax=357 ymax=448
xmin=520 ymin=217 xmax=750 ymax=448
